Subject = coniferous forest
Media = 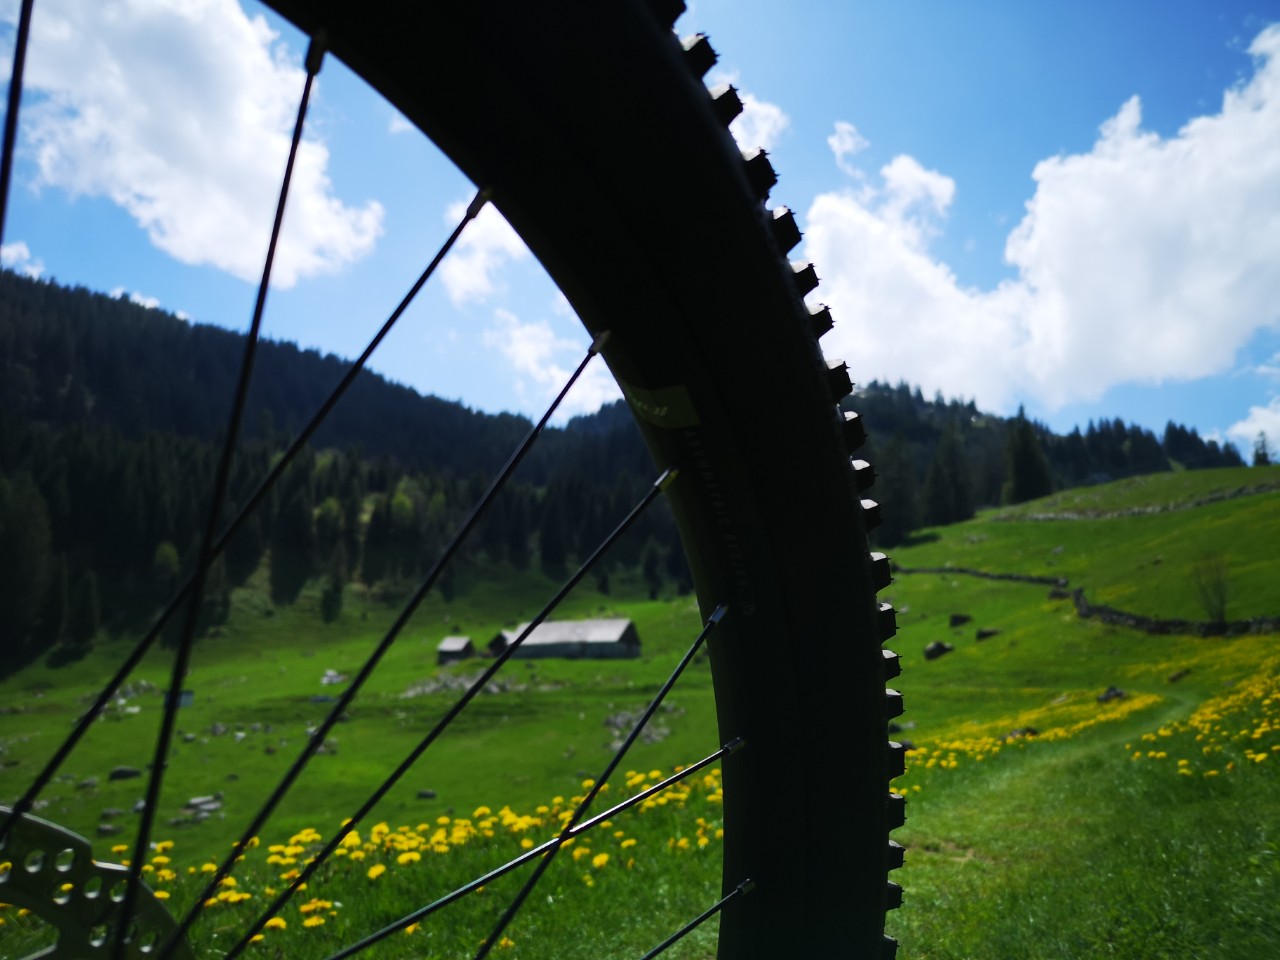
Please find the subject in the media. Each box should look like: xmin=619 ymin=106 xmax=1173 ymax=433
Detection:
xmin=0 ymin=269 xmax=1247 ymax=662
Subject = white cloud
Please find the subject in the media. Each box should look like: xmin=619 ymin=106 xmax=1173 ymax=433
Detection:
xmin=1 ymin=240 xmax=43 ymax=277
xmin=828 ymin=120 xmax=868 ymax=177
xmin=109 ymin=285 xmax=161 ymax=309
xmin=482 ymin=308 xmax=620 ymax=417
xmin=439 ymin=200 xmax=529 ymax=306
xmin=15 ymin=0 xmax=382 ymax=288
xmin=388 ymin=111 xmax=414 ymax=135
xmin=1226 ymin=396 xmax=1280 ymax=450
xmin=730 ymin=91 xmax=790 ymax=151
xmin=808 ymin=24 xmax=1280 ymax=414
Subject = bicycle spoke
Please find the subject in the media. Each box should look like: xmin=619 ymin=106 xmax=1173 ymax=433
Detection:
xmin=220 ymin=465 xmax=674 ymax=960
xmin=321 ymin=742 xmax=742 ymax=960
xmin=0 ymin=0 xmax=34 ymax=247
xmin=637 ymin=880 xmax=755 ymax=960
xmin=113 ymin=32 xmax=327 ymax=960
xmin=474 ymin=603 xmax=728 ymax=959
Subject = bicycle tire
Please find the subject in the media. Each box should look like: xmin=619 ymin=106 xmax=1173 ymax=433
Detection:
xmin=257 ymin=2 xmax=903 ymax=955
xmin=8 ymin=1 xmax=904 ymax=956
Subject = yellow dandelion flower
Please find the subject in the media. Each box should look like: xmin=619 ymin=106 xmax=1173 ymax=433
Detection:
xmin=592 ymin=853 xmax=609 ymax=869
xmin=620 ymin=839 xmax=637 ymax=849
xmin=265 ymin=917 xmax=287 ymax=930
xmin=367 ymin=864 xmax=386 ymax=880
xmin=397 ymin=851 xmax=421 ymax=865
xmin=303 ymin=916 xmax=325 ymax=928
xmin=154 ymin=890 xmax=170 ymax=900
xmin=405 ymin=923 xmax=421 ymax=935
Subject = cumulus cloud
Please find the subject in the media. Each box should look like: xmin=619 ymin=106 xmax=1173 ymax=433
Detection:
xmin=108 ymin=285 xmax=161 ymax=310
xmin=711 ymin=71 xmax=789 ymax=152
xmin=439 ymin=200 xmax=529 ymax=306
xmin=387 ymin=112 xmax=414 ymax=135
xmin=807 ymin=24 xmax=1280 ymax=414
xmin=730 ymin=91 xmax=790 ymax=151
xmin=14 ymin=0 xmax=382 ymax=288
xmin=827 ymin=120 xmax=868 ymax=177
xmin=482 ymin=308 xmax=620 ymax=417
xmin=1 ymin=240 xmax=43 ymax=277
xmin=1226 ymin=397 xmax=1280 ymax=451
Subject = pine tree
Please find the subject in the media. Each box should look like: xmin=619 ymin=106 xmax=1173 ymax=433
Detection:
xmin=0 ymin=473 xmax=53 ymax=649
xmin=871 ymin=433 xmax=919 ymax=547
xmin=1002 ymin=409 xmax=1054 ymax=505
xmin=922 ymin=423 xmax=973 ymax=526
xmin=1254 ymin=432 xmax=1272 ymax=467
xmin=270 ymin=487 xmax=316 ymax=604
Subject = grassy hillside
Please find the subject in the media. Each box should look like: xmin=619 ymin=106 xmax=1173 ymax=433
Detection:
xmin=2 ymin=466 xmax=1277 ymax=958
xmin=883 ymin=466 xmax=1279 ymax=957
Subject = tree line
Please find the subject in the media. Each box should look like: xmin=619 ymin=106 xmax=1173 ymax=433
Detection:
xmin=851 ymin=384 xmax=1246 ymax=546
xmin=0 ymin=269 xmax=1254 ymax=662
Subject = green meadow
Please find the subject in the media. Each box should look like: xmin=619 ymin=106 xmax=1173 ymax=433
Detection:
xmin=2 ymin=466 xmax=1278 ymax=958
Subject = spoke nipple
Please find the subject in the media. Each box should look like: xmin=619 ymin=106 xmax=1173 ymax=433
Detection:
xmin=656 ymin=468 xmax=679 ymax=491
xmin=305 ymin=31 xmax=328 ymax=75
xmin=738 ymin=878 xmax=757 ymax=895
xmin=723 ymin=736 xmax=746 ymax=756
xmin=589 ymin=330 xmax=612 ymax=354
xmin=466 ymin=189 xmax=492 ymax=219
xmin=707 ymin=603 xmax=729 ymax=625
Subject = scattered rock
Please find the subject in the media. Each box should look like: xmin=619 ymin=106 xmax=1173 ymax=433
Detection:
xmin=948 ymin=614 xmax=972 ymax=628
xmin=417 ymin=789 xmax=437 ymax=800
xmin=321 ymin=669 xmax=348 ymax=685
xmin=108 ymin=766 xmax=142 ymax=781
xmin=975 ymin=628 xmax=1000 ymax=641
xmin=1047 ymin=588 xmax=1071 ymax=601
xmin=924 ymin=641 xmax=954 ymax=661
xmin=309 ymin=695 xmax=337 ymax=704
xmin=896 ymin=739 xmax=916 ymax=752
xmin=888 ymin=722 xmax=903 ymax=734
xmin=77 ymin=777 xmax=100 ymax=791
xmin=210 ymin=722 xmax=227 ymax=736
xmin=234 ymin=731 xmax=246 ymax=743
xmin=96 ymin=823 xmax=122 ymax=837
xmin=1002 ymin=727 xmax=1039 ymax=741
xmin=1097 ymin=686 xmax=1127 ymax=704
xmin=182 ymin=733 xmax=196 ymax=743
xmin=1167 ymin=668 xmax=1192 ymax=684
xmin=132 ymin=799 xmax=147 ymax=813
xmin=99 ymin=808 xmax=122 ymax=820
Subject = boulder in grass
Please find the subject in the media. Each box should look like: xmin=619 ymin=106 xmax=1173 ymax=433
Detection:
xmin=1097 ymin=686 xmax=1127 ymax=704
xmin=948 ymin=614 xmax=972 ymax=628
xmin=975 ymin=628 xmax=1000 ymax=641
xmin=108 ymin=766 xmax=142 ymax=781
xmin=924 ymin=641 xmax=954 ymax=661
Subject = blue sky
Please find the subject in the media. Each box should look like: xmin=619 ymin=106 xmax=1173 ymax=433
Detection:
xmin=3 ymin=0 xmax=1279 ymax=456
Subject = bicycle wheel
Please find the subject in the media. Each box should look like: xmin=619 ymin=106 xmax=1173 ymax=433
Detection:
xmin=3 ymin=1 xmax=904 ymax=957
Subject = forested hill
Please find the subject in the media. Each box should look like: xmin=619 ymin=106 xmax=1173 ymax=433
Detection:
xmin=0 ymin=268 xmax=1252 ymax=658
xmin=0 ymin=270 xmax=649 ymax=484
